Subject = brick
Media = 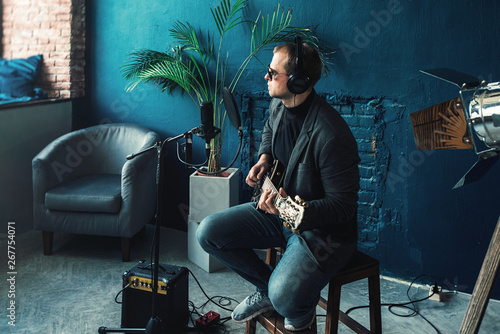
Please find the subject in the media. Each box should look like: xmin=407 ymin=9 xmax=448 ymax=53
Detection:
xmin=33 ymin=28 xmax=61 ymax=38
xmin=351 ymin=127 xmax=375 ymax=139
xmin=60 ymin=90 xmax=72 ymax=98
xmin=56 ymin=74 xmax=71 ymax=82
xmin=60 ymin=28 xmax=72 ymax=37
xmin=359 ymin=166 xmax=374 ymax=178
xmin=53 ymin=81 xmax=72 ymax=90
xmin=48 ymin=66 xmax=71 ymax=75
xmin=360 ymin=177 xmax=377 ymax=191
xmin=358 ymin=190 xmax=376 ymax=204
xmin=359 ymin=152 xmax=376 ymax=164
xmin=56 ymin=13 xmax=71 ymax=21
xmin=49 ymin=52 xmax=71 ymax=59
xmin=56 ymin=43 xmax=71 ymax=52
xmin=50 ymin=21 xmax=71 ymax=30
xmin=28 ymin=44 xmax=55 ymax=53
xmin=357 ymin=141 xmax=375 ymax=153
xmin=358 ymin=203 xmax=376 ymax=218
xmin=54 ymin=59 xmax=71 ymax=67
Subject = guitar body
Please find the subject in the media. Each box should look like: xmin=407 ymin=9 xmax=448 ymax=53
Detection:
xmin=267 ymin=160 xmax=286 ymax=190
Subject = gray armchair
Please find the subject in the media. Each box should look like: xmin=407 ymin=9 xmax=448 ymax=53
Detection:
xmin=32 ymin=123 xmax=160 ymax=261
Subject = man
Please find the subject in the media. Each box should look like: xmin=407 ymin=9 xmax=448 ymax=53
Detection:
xmin=197 ymin=39 xmax=360 ymax=331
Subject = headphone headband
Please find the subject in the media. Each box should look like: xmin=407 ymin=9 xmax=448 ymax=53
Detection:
xmin=295 ymin=36 xmax=304 ymax=73
xmin=287 ymin=36 xmax=310 ymax=94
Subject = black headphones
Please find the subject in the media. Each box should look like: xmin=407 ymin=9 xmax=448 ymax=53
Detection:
xmin=287 ymin=36 xmax=310 ymax=95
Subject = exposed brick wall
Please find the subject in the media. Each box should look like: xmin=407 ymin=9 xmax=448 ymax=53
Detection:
xmin=1 ymin=0 xmax=85 ymax=98
xmin=239 ymin=92 xmax=396 ymax=247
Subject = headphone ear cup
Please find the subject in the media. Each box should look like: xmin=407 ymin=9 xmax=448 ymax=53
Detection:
xmin=287 ymin=73 xmax=310 ymax=95
xmin=287 ymin=36 xmax=310 ymax=95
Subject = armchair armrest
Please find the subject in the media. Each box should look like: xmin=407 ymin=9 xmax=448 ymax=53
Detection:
xmin=119 ymin=133 xmax=159 ymax=235
xmin=32 ymin=133 xmax=80 ymax=205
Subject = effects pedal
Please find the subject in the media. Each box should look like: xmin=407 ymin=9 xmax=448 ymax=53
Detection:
xmin=196 ymin=311 xmax=220 ymax=328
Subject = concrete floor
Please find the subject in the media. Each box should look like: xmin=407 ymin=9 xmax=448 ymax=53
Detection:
xmin=183 ymin=229 xmax=500 ymax=334
xmin=192 ymin=265 xmax=500 ymax=333
xmin=2 ymin=225 xmax=499 ymax=333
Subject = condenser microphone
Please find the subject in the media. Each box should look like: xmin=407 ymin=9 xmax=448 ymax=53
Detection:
xmin=200 ymin=101 xmax=216 ymax=158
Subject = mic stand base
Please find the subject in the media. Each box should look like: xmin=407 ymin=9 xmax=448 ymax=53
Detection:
xmin=145 ymin=317 xmax=163 ymax=334
xmin=97 ymin=317 xmax=163 ymax=334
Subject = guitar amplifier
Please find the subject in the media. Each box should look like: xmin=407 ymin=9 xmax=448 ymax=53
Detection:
xmin=121 ymin=261 xmax=189 ymax=332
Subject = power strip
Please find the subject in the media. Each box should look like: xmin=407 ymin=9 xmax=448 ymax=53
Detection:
xmin=429 ymin=285 xmax=443 ymax=302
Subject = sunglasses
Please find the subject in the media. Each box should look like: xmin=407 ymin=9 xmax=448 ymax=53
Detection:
xmin=267 ymin=65 xmax=289 ymax=80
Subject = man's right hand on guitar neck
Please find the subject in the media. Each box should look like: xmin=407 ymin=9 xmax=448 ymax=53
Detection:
xmin=246 ymin=153 xmax=272 ymax=188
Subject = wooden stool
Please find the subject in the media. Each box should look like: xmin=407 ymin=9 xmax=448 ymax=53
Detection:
xmin=245 ymin=250 xmax=382 ymax=334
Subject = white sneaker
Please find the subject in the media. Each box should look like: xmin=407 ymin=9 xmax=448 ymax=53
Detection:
xmin=284 ymin=311 xmax=316 ymax=331
xmin=231 ymin=291 xmax=274 ymax=322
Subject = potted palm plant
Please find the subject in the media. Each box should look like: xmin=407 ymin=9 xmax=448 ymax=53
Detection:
xmin=121 ymin=0 xmax=331 ymax=173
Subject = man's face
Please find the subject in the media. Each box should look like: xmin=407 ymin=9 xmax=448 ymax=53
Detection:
xmin=265 ymin=50 xmax=293 ymax=100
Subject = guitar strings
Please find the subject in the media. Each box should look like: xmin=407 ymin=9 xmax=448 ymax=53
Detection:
xmin=262 ymin=177 xmax=282 ymax=206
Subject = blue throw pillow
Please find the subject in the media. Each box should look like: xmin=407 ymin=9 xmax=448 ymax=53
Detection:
xmin=0 ymin=54 xmax=43 ymax=97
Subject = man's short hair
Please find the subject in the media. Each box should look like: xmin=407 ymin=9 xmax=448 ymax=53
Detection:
xmin=274 ymin=41 xmax=322 ymax=88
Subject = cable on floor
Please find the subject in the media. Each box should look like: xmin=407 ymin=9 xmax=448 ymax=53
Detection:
xmin=336 ymin=274 xmax=442 ymax=334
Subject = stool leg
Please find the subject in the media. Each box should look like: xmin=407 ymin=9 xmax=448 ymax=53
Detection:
xmin=368 ymin=271 xmax=382 ymax=334
xmin=245 ymin=318 xmax=257 ymax=334
xmin=325 ymin=281 xmax=341 ymax=334
xmin=311 ymin=317 xmax=318 ymax=331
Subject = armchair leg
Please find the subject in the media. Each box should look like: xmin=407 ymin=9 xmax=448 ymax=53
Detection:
xmin=42 ymin=231 xmax=53 ymax=255
xmin=121 ymin=237 xmax=131 ymax=262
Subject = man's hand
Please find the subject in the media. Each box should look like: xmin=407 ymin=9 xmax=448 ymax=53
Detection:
xmin=245 ymin=154 xmax=272 ymax=188
xmin=258 ymin=187 xmax=287 ymax=215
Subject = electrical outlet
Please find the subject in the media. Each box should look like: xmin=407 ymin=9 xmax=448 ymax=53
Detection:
xmin=429 ymin=285 xmax=443 ymax=302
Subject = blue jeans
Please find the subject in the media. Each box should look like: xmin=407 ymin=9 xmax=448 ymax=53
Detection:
xmin=197 ymin=202 xmax=354 ymax=324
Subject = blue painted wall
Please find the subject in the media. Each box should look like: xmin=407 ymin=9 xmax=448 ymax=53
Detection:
xmin=81 ymin=0 xmax=500 ymax=298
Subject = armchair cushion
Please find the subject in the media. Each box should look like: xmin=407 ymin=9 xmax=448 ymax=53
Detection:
xmin=45 ymin=174 xmax=121 ymax=213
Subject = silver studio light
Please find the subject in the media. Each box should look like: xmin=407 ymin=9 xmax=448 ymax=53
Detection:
xmin=418 ymin=68 xmax=500 ymax=188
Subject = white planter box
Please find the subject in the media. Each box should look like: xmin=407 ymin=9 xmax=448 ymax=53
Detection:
xmin=188 ymin=168 xmax=240 ymax=272
xmin=189 ymin=168 xmax=240 ymax=222
xmin=187 ymin=220 xmax=225 ymax=273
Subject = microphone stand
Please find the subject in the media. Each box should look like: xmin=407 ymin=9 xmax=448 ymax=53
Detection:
xmin=98 ymin=129 xmax=196 ymax=334
xmin=98 ymin=85 xmax=241 ymax=333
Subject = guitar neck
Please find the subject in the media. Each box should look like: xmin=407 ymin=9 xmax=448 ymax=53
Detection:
xmin=260 ymin=168 xmax=306 ymax=233
xmin=262 ymin=176 xmax=283 ymax=204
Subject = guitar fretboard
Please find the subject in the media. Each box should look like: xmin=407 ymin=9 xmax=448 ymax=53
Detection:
xmin=261 ymin=176 xmax=284 ymax=205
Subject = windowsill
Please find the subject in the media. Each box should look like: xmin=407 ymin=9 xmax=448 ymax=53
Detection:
xmin=0 ymin=97 xmax=73 ymax=110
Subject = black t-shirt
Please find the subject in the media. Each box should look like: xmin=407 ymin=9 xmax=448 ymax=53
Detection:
xmin=274 ymin=91 xmax=315 ymax=168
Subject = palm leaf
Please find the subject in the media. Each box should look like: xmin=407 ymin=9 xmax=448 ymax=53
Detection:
xmin=169 ymin=21 xmax=214 ymax=66
xmin=121 ymin=48 xmax=208 ymax=104
xmin=121 ymin=49 xmax=172 ymax=80
xmin=210 ymin=0 xmax=246 ymax=37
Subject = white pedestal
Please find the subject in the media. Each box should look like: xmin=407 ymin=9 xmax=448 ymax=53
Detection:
xmin=187 ymin=220 xmax=225 ymax=273
xmin=188 ymin=168 xmax=240 ymax=272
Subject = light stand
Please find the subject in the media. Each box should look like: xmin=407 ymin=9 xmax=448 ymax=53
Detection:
xmin=415 ymin=68 xmax=500 ymax=333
